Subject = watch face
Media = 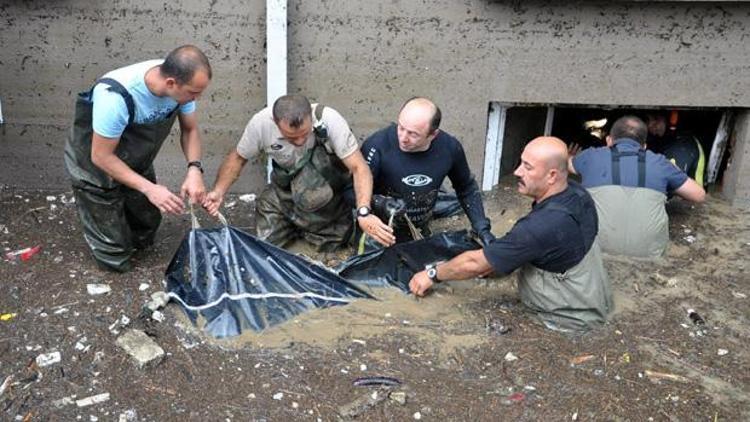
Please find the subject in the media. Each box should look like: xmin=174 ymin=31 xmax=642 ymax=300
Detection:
xmin=427 ymin=268 xmax=437 ymax=279
xmin=357 ymin=206 xmax=370 ymax=217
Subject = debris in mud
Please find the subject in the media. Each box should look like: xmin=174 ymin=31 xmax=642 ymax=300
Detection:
xmin=484 ymin=315 xmax=511 ymax=334
xmin=570 ymin=354 xmax=596 ymax=365
xmin=86 ymin=284 xmax=111 ymax=296
xmin=389 ymin=390 xmax=407 ymax=405
xmin=1 ymin=312 xmax=17 ymax=321
xmin=338 ymin=389 xmax=388 ymax=418
xmin=352 ymin=376 xmax=401 ymax=387
xmin=717 ymin=349 xmax=729 ymax=356
xmin=116 ymin=329 xmax=165 ymax=369
xmin=75 ymin=392 xmax=110 ymax=408
xmin=51 ymin=395 xmax=76 ymax=409
xmin=644 ymin=370 xmax=690 ymax=384
xmin=35 ymin=351 xmax=61 ymax=367
xmin=502 ymin=391 xmax=526 ymax=405
xmin=5 ymin=245 xmax=41 ymax=262
xmin=0 ymin=375 xmax=13 ymax=397
xmin=687 ymin=308 xmax=705 ymax=325
xmin=504 ymin=352 xmax=519 ymax=362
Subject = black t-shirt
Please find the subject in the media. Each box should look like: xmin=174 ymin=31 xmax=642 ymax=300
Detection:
xmin=362 ymin=124 xmax=476 ymax=226
xmin=483 ymin=181 xmax=598 ymax=274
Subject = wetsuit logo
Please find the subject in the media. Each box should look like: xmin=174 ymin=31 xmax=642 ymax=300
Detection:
xmin=402 ymin=174 xmax=432 ymax=187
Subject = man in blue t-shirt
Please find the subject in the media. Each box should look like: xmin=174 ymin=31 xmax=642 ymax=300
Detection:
xmin=569 ymin=115 xmax=705 ymax=257
xmin=409 ymin=137 xmax=611 ymax=331
xmin=359 ymin=97 xmax=493 ymax=248
xmin=64 ymin=45 xmax=212 ymax=272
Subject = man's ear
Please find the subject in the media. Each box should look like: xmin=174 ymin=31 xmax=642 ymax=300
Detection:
xmin=165 ymin=77 xmax=177 ymax=89
xmin=605 ymin=135 xmax=614 ymax=147
xmin=548 ymin=168 xmax=558 ymax=185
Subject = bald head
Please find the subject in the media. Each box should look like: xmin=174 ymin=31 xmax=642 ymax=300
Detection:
xmin=396 ymin=97 xmax=442 ymax=152
xmin=399 ymin=97 xmax=441 ymax=132
xmin=526 ymin=136 xmax=569 ymax=174
xmin=514 ymin=137 xmax=569 ymax=201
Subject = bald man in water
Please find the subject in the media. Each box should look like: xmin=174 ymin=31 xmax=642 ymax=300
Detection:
xmin=409 ymin=137 xmax=612 ymax=331
xmin=360 ymin=97 xmax=493 ymax=247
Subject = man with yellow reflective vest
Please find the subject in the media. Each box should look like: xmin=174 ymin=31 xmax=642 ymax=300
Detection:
xmin=646 ymin=113 xmax=706 ymax=186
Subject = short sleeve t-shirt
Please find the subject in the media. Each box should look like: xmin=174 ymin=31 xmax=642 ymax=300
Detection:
xmin=91 ymin=59 xmax=195 ymax=138
xmin=235 ymin=104 xmax=358 ymax=169
xmin=483 ymin=182 xmax=598 ymax=275
xmin=572 ymin=138 xmax=688 ymax=195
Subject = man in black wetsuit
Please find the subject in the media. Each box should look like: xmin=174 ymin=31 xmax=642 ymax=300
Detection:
xmin=359 ymin=97 xmax=494 ymax=247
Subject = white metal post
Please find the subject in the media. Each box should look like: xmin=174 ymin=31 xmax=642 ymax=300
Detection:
xmin=544 ymin=106 xmax=554 ymax=136
xmin=706 ymin=111 xmax=733 ymax=184
xmin=482 ymin=102 xmax=507 ymax=191
xmin=266 ymin=0 xmax=287 ymax=182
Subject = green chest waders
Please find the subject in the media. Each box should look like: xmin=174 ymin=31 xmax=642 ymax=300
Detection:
xmin=517 ymin=199 xmax=612 ymax=331
xmin=519 ymin=239 xmax=612 ymax=331
xmin=256 ymin=105 xmax=354 ymax=252
xmin=64 ymin=78 xmax=178 ymax=271
xmin=588 ymin=148 xmax=669 ymax=258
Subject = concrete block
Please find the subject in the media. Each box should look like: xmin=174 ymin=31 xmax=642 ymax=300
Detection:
xmin=116 ymin=329 xmax=165 ymax=369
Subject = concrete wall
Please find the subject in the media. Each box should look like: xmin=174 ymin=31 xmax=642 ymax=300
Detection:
xmin=0 ymin=0 xmax=268 ymax=190
xmin=1 ymin=0 xmax=750 ymax=195
xmin=724 ymin=111 xmax=750 ymax=208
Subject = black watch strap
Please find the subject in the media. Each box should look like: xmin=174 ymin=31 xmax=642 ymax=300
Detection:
xmin=187 ymin=160 xmax=204 ymax=173
xmin=426 ymin=263 xmax=441 ymax=284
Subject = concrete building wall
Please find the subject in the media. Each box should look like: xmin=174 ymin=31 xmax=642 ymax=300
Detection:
xmin=1 ymin=1 xmax=749 ymax=197
xmin=724 ymin=111 xmax=750 ymax=208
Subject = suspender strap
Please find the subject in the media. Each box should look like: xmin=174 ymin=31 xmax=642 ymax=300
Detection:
xmin=610 ymin=147 xmax=646 ymax=188
xmin=93 ymin=78 xmax=135 ymax=126
xmin=637 ymin=149 xmax=646 ymax=188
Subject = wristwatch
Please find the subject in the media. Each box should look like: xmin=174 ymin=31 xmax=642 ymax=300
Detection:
xmin=357 ymin=206 xmax=371 ymax=218
xmin=187 ymin=160 xmax=204 ymax=173
xmin=425 ymin=263 xmax=441 ymax=284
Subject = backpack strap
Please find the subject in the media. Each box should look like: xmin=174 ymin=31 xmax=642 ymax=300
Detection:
xmin=94 ymin=78 xmax=135 ymax=126
xmin=312 ymin=103 xmax=329 ymax=142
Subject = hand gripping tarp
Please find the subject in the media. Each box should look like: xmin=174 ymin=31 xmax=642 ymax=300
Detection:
xmin=336 ymin=230 xmax=481 ymax=292
xmin=165 ymin=214 xmax=373 ymax=338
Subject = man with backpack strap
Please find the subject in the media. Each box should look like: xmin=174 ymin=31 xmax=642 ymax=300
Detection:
xmin=64 ymin=45 xmax=212 ymax=272
xmin=203 ymin=94 xmax=390 ymax=251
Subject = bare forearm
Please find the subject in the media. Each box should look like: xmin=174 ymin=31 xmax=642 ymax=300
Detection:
xmin=212 ymin=150 xmax=247 ymax=195
xmin=352 ymin=166 xmax=373 ymax=208
xmin=180 ymin=128 xmax=202 ymax=162
xmin=92 ymin=153 xmax=154 ymax=193
xmin=437 ymin=250 xmax=493 ymax=281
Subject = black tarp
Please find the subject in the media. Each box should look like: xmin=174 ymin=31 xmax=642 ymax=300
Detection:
xmin=166 ymin=225 xmax=373 ymax=338
xmin=336 ymin=230 xmax=482 ymax=292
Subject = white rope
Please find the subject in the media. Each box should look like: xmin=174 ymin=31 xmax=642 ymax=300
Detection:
xmin=165 ymin=290 xmax=354 ymax=312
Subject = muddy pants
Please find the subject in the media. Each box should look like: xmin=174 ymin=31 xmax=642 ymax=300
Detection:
xmin=256 ymin=183 xmax=353 ymax=252
xmin=64 ymin=79 xmax=176 ymax=272
xmin=72 ymin=172 xmax=162 ymax=272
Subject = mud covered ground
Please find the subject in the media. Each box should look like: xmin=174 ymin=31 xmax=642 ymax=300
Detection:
xmin=1 ymin=180 xmax=748 ymax=421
